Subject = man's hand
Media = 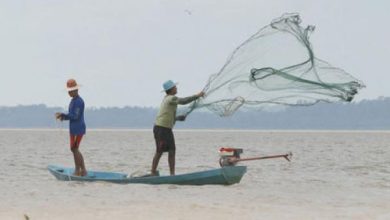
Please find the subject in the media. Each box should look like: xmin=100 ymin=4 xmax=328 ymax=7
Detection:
xmin=176 ymin=115 xmax=186 ymax=121
xmin=55 ymin=112 xmax=63 ymax=121
xmin=197 ymin=91 xmax=205 ymax=98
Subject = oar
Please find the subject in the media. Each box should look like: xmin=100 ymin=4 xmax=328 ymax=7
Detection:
xmin=232 ymin=152 xmax=293 ymax=163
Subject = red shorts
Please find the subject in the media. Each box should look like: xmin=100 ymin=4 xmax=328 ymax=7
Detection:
xmin=70 ymin=134 xmax=83 ymax=149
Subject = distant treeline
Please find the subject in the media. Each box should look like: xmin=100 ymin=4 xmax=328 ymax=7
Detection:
xmin=1 ymin=97 xmax=390 ymax=129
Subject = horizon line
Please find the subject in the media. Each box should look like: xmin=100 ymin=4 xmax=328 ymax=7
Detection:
xmin=0 ymin=96 xmax=389 ymax=109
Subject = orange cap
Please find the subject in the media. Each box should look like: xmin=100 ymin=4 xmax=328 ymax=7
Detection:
xmin=66 ymin=79 xmax=79 ymax=91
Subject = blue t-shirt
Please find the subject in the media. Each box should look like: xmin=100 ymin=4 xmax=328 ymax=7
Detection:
xmin=61 ymin=96 xmax=86 ymax=135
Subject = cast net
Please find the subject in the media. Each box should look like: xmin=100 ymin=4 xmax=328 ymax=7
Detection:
xmin=181 ymin=13 xmax=364 ymax=117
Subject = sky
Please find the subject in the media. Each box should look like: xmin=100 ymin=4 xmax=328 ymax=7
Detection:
xmin=0 ymin=0 xmax=389 ymax=107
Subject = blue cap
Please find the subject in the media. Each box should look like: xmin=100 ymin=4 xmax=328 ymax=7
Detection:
xmin=162 ymin=80 xmax=177 ymax=91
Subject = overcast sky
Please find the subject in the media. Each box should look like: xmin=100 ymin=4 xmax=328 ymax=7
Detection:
xmin=0 ymin=0 xmax=389 ymax=107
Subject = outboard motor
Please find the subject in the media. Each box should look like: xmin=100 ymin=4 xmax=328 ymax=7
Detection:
xmin=219 ymin=147 xmax=243 ymax=167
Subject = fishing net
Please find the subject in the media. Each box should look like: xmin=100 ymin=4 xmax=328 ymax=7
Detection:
xmin=180 ymin=13 xmax=364 ymax=117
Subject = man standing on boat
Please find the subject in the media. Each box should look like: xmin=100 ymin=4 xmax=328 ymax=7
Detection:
xmin=151 ymin=80 xmax=204 ymax=176
xmin=55 ymin=79 xmax=87 ymax=176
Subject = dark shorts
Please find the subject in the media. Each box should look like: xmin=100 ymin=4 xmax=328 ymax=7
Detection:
xmin=153 ymin=125 xmax=175 ymax=153
xmin=70 ymin=134 xmax=83 ymax=149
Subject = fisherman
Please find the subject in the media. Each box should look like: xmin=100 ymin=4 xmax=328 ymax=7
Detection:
xmin=55 ymin=79 xmax=87 ymax=176
xmin=151 ymin=80 xmax=204 ymax=176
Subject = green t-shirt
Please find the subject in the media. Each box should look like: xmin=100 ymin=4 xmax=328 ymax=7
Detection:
xmin=155 ymin=95 xmax=198 ymax=128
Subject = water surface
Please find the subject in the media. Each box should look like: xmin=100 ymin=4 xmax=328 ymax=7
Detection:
xmin=0 ymin=129 xmax=389 ymax=219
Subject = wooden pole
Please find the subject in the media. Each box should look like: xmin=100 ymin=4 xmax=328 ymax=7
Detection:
xmin=234 ymin=152 xmax=292 ymax=163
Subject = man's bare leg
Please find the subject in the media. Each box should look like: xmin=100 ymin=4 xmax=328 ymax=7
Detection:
xmin=151 ymin=151 xmax=163 ymax=176
xmin=168 ymin=150 xmax=175 ymax=176
xmin=71 ymin=148 xmax=81 ymax=176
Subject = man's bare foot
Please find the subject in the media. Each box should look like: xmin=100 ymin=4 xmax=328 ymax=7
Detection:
xmin=80 ymin=170 xmax=88 ymax=176
xmin=145 ymin=170 xmax=159 ymax=177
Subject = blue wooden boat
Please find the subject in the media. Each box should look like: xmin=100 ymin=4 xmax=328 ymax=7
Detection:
xmin=47 ymin=165 xmax=247 ymax=185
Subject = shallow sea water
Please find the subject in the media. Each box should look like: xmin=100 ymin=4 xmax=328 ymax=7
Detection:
xmin=0 ymin=129 xmax=389 ymax=220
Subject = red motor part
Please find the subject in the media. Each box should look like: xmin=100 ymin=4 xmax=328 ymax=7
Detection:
xmin=219 ymin=147 xmax=243 ymax=167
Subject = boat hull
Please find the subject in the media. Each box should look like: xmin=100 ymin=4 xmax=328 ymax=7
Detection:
xmin=47 ymin=165 xmax=246 ymax=185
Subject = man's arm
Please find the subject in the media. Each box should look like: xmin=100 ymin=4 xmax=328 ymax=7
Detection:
xmin=170 ymin=92 xmax=205 ymax=105
xmin=177 ymin=95 xmax=198 ymax=105
xmin=175 ymin=115 xmax=186 ymax=121
xmin=62 ymin=101 xmax=83 ymax=120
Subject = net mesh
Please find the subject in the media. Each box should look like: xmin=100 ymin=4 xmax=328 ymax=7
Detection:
xmin=181 ymin=13 xmax=364 ymax=117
